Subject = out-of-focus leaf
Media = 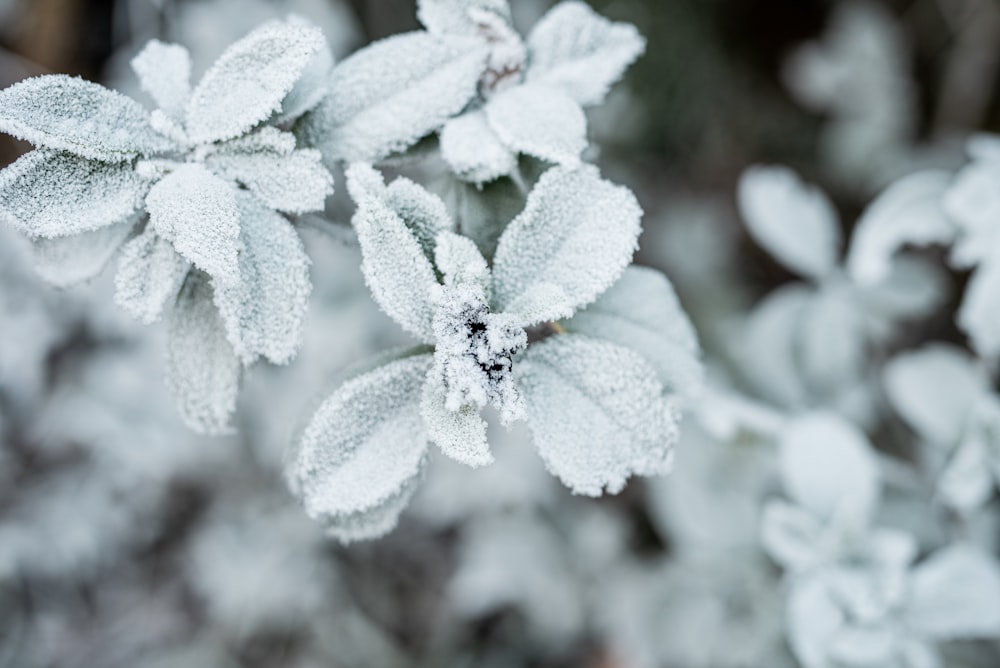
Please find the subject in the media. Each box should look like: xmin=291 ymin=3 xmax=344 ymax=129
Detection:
xmin=906 ymin=545 xmax=1000 ymax=639
xmin=32 ymin=218 xmax=135 ymax=287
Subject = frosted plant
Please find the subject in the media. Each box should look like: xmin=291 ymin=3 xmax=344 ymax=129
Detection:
xmin=0 ymin=20 xmax=335 ymax=433
xmin=424 ymin=0 xmax=646 ymax=183
xmin=286 ymin=162 xmax=700 ymax=541
xmin=761 ymin=412 xmax=1000 ymax=668
xmin=735 ymin=165 xmax=949 ymax=419
xmin=884 ymin=343 xmax=1000 ymax=513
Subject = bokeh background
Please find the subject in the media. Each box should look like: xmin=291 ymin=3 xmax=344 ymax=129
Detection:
xmin=1 ymin=0 xmax=998 ymax=666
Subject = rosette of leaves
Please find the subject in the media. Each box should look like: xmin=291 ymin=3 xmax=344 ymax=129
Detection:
xmin=0 ymin=20 xmax=337 ymax=434
xmin=286 ymin=163 xmax=700 ymax=542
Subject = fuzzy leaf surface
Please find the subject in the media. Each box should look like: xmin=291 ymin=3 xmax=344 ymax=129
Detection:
xmin=440 ymin=110 xmax=517 ymax=184
xmin=32 ymin=219 xmax=135 ymax=288
xmin=207 ymin=148 xmax=333 ymax=214
xmin=485 ymin=84 xmax=586 ymax=167
xmin=421 ymin=374 xmax=491 ymax=467
xmin=114 ymin=224 xmax=191 ymax=324
xmin=131 ymin=40 xmax=192 ymax=121
xmin=418 ymin=0 xmax=512 ymax=35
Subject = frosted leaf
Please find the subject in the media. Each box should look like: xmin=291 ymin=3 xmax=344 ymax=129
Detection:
xmin=958 ymin=255 xmax=1000 ymax=357
xmin=0 ymin=150 xmax=146 ymax=239
xmin=943 ymin=160 xmax=1000 ymax=268
xmin=779 ymin=412 xmax=879 ymax=522
xmin=738 ymin=165 xmax=841 ymax=280
xmin=130 ymin=40 xmax=192 ymax=121
xmin=421 ymin=373 xmax=491 ymax=467
xmin=166 ymin=272 xmax=242 ymax=435
xmin=430 ymin=281 xmax=526 ymax=423
xmin=492 ymin=165 xmax=641 ymax=326
xmin=485 ymin=83 xmax=586 ymax=167
xmin=299 ymin=32 xmax=486 ymax=162
xmin=786 ymin=577 xmax=845 ymax=668
xmin=905 ymin=545 xmax=1000 ymax=639
xmin=212 ymin=193 xmax=311 ymax=365
xmin=517 ymin=334 xmax=680 ymax=495
xmin=440 ymin=110 xmax=518 ymax=184
xmin=434 ymin=230 xmax=490 ymax=292
xmin=455 ymin=175 xmax=525 ymax=262
xmin=185 ymin=20 xmax=324 ymax=144
xmin=760 ymin=500 xmax=823 ymax=572
xmin=883 ymin=344 xmax=983 ymax=445
xmin=31 ymin=218 xmax=135 ymax=288
xmin=346 ymin=164 xmax=439 ymax=342
xmin=0 ymin=75 xmax=172 ymax=160
xmin=275 ymin=17 xmax=335 ymax=124
xmin=384 ymin=176 xmax=453 ymax=264
xmin=938 ymin=438 xmax=994 ymax=512
xmin=287 ymin=354 xmax=433 ymax=542
xmin=207 ymin=148 xmax=333 ymax=214
xmin=114 ymin=225 xmax=190 ymax=324
xmin=146 ymin=163 xmax=240 ymax=287
xmin=563 ymin=266 xmax=702 ymax=398
xmin=846 ymin=170 xmax=953 ymax=285
xmin=525 ymin=1 xmax=646 ymax=107
xmin=418 ymin=0 xmax=512 ymax=35
xmin=213 ymin=126 xmax=297 ymax=155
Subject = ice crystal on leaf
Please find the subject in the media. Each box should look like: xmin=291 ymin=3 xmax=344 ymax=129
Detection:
xmin=289 ymin=162 xmax=699 ymax=539
xmin=427 ymin=0 xmax=646 ymax=183
xmin=0 ymin=20 xmax=334 ymax=434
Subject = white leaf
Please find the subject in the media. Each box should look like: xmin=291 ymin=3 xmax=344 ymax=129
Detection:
xmin=146 ymin=163 xmax=241 ymax=287
xmin=562 ymin=266 xmax=702 ymax=399
xmin=418 ymin=0 xmax=512 ymax=35
xmin=212 ymin=193 xmax=311 ymax=365
xmin=287 ymin=353 xmax=433 ymax=542
xmin=938 ymin=437 xmax=994 ymax=512
xmin=114 ymin=224 xmax=190 ymax=324
xmin=384 ymin=175 xmax=454 ymax=264
xmin=166 ymin=272 xmax=242 ymax=435
xmin=525 ymin=0 xmax=646 ymax=107
xmin=517 ymin=334 xmax=680 ymax=496
xmin=798 ymin=281 xmax=865 ymax=393
xmin=346 ymin=164 xmax=439 ymax=342
xmin=857 ymin=255 xmax=948 ymax=322
xmin=958 ymin=254 xmax=1000 ymax=358
xmin=485 ymin=83 xmax=587 ymax=167
xmin=434 ymin=230 xmax=490 ymax=292
xmin=492 ymin=165 xmax=641 ymax=326
xmin=299 ymin=32 xmax=486 ymax=162
xmin=275 ymin=17 xmax=335 ymax=124
xmin=738 ymin=165 xmax=841 ymax=280
xmin=760 ymin=500 xmax=823 ymax=572
xmin=130 ymin=40 xmax=192 ymax=121
xmin=440 ymin=110 xmax=518 ymax=184
xmin=421 ymin=373 xmax=491 ymax=467
xmin=779 ymin=412 xmax=879 ymax=522
xmin=207 ymin=147 xmax=333 ymax=214
xmin=846 ymin=170 xmax=954 ymax=285
xmin=0 ymin=150 xmax=146 ymax=239
xmin=185 ymin=21 xmax=324 ymax=144
xmin=906 ymin=545 xmax=1000 ymax=639
xmin=943 ymin=160 xmax=1000 ymax=268
xmin=828 ymin=625 xmax=896 ymax=666
xmin=0 ymin=75 xmax=172 ymax=160
xmin=32 ymin=218 xmax=135 ymax=288
xmin=786 ymin=576 xmax=844 ymax=668
xmin=883 ymin=344 xmax=983 ymax=446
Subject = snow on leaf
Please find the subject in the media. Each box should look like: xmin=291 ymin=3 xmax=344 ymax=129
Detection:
xmin=32 ymin=218 xmax=135 ymax=288
xmin=0 ymin=150 xmax=146 ymax=239
xmin=421 ymin=373 xmax=492 ymax=467
xmin=958 ymin=253 xmax=1000 ymax=357
xmin=779 ymin=412 xmax=879 ymax=522
xmin=517 ymin=334 xmax=680 ymax=496
xmin=207 ymin=147 xmax=333 ymax=214
xmin=440 ymin=110 xmax=518 ymax=184
xmin=738 ymin=165 xmax=841 ymax=280
xmin=299 ymin=31 xmax=487 ymax=163
xmin=114 ymin=224 xmax=190 ymax=324
xmin=287 ymin=353 xmax=433 ymax=542
xmin=883 ymin=344 xmax=983 ymax=446
xmin=130 ymin=40 xmax=192 ymax=121
xmin=346 ymin=163 xmax=439 ymax=342
xmin=384 ymin=176 xmax=454 ymax=264
xmin=275 ymin=17 xmax=335 ymax=124
xmin=455 ymin=174 xmax=525 ymax=262
xmin=845 ymin=170 xmax=953 ymax=286
xmin=212 ymin=193 xmax=311 ymax=365
xmin=905 ymin=545 xmax=1000 ymax=639
xmin=562 ymin=266 xmax=702 ymax=399
xmin=418 ymin=0 xmax=512 ymax=35
xmin=492 ymin=165 xmax=641 ymax=326
xmin=434 ymin=230 xmax=490 ymax=292
xmin=166 ymin=272 xmax=242 ymax=435
xmin=0 ymin=75 xmax=173 ymax=160
xmin=185 ymin=20 xmax=324 ymax=144
xmin=525 ymin=0 xmax=646 ymax=107
xmin=146 ymin=163 xmax=241 ymax=287
xmin=213 ymin=126 xmax=297 ymax=156
xmin=485 ymin=83 xmax=587 ymax=167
